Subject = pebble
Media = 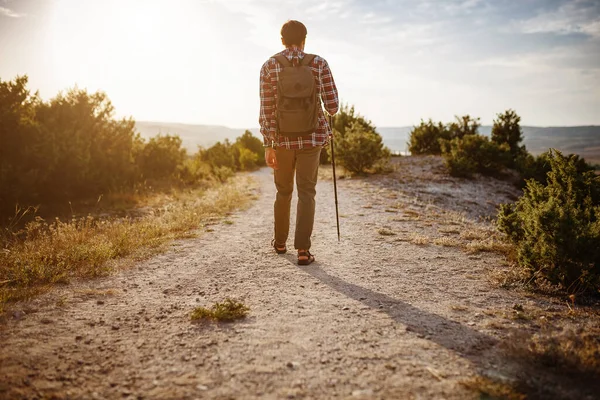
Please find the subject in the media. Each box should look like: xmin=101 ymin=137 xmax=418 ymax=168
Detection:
xmin=97 ymin=300 xmax=105 ymax=305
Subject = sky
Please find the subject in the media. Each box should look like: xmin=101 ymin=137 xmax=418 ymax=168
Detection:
xmin=0 ymin=0 xmax=599 ymax=128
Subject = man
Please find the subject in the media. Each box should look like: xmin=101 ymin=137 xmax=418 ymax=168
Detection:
xmin=259 ymin=20 xmax=339 ymax=265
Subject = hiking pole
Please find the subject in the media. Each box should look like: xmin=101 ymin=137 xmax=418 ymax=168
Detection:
xmin=327 ymin=113 xmax=341 ymax=242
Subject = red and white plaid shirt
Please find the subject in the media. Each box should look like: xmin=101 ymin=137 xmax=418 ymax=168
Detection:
xmin=259 ymin=46 xmax=339 ymax=149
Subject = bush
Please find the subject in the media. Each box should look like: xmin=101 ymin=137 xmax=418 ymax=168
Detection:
xmin=518 ymin=150 xmax=595 ymax=187
xmin=491 ymin=109 xmax=526 ymax=163
xmin=334 ymin=121 xmax=390 ymax=175
xmin=440 ymin=134 xmax=510 ymax=177
xmin=408 ymin=119 xmax=450 ymax=155
xmin=136 ymin=135 xmax=186 ymax=180
xmin=497 ymin=150 xmax=600 ymax=294
xmin=447 ymin=115 xmax=480 ymax=140
xmin=323 ymin=104 xmax=378 ymax=164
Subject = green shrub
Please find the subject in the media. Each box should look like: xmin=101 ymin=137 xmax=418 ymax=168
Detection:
xmin=333 ymin=122 xmax=390 ymax=175
xmin=497 ymin=150 xmax=600 ymax=294
xmin=518 ymin=150 xmax=596 ymax=187
xmin=440 ymin=134 xmax=510 ymax=177
xmin=491 ymin=109 xmax=526 ymax=164
xmin=447 ymin=115 xmax=480 ymax=140
xmin=408 ymin=119 xmax=450 ymax=155
xmin=136 ymin=135 xmax=186 ymax=180
xmin=323 ymin=104 xmax=378 ymax=164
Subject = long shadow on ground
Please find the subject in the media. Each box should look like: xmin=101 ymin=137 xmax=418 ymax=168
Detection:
xmin=294 ymin=262 xmax=600 ymax=400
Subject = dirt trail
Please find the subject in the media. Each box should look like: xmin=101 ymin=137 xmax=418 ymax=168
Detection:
xmin=0 ymin=160 xmax=594 ymax=399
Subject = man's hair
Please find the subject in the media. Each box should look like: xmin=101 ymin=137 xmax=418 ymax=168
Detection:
xmin=281 ymin=20 xmax=307 ymax=47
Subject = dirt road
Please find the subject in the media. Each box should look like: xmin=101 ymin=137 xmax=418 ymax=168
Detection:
xmin=0 ymin=160 xmax=595 ymax=399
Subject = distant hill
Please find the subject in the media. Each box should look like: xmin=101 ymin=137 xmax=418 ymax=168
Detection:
xmin=135 ymin=121 xmax=259 ymax=153
xmin=135 ymin=121 xmax=600 ymax=164
xmin=379 ymin=125 xmax=600 ymax=164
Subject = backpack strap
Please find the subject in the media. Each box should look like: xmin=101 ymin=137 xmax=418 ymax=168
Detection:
xmin=300 ymin=54 xmax=316 ymax=66
xmin=274 ymin=55 xmax=292 ymax=68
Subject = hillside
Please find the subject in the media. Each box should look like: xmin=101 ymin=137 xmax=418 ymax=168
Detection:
xmin=135 ymin=121 xmax=600 ymax=164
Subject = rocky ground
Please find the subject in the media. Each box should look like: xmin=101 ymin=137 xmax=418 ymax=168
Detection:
xmin=1 ymin=156 xmax=598 ymax=400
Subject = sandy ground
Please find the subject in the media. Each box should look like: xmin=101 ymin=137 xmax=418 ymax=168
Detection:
xmin=0 ymin=156 xmax=598 ymax=400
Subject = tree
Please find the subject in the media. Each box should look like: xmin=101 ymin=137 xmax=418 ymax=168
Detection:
xmin=136 ymin=135 xmax=186 ymax=180
xmin=491 ymin=109 xmax=525 ymax=158
xmin=323 ymin=104 xmax=378 ymax=164
xmin=408 ymin=119 xmax=450 ymax=155
xmin=335 ymin=122 xmax=390 ymax=174
xmin=447 ymin=115 xmax=480 ymax=139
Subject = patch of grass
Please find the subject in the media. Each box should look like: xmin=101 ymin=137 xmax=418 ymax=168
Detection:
xmin=460 ymin=376 xmax=526 ymax=400
xmin=460 ymin=229 xmax=488 ymax=241
xmin=191 ymin=298 xmax=249 ymax=322
xmin=437 ymin=227 xmax=461 ymax=235
xmin=464 ymin=238 xmax=513 ymax=255
xmin=378 ymin=228 xmax=396 ymax=236
xmin=433 ymin=237 xmax=461 ymax=247
xmin=504 ymin=327 xmax=600 ymax=378
xmin=409 ymin=233 xmax=429 ymax=245
xmin=0 ymin=176 xmax=256 ymax=313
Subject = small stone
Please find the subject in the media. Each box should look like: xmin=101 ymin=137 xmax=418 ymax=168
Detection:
xmin=342 ymin=306 xmax=350 ymax=311
xmin=97 ymin=300 xmax=105 ymax=305
xmin=196 ymin=384 xmax=208 ymax=391
xmin=12 ymin=311 xmax=25 ymax=319
xmin=112 ymin=325 xmax=120 ymax=330
xmin=40 ymin=318 xmax=52 ymax=324
xmin=467 ymin=321 xmax=476 ymax=326
xmin=75 ymin=335 xmax=83 ymax=341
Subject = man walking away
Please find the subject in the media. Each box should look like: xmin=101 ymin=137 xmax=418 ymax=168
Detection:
xmin=259 ymin=20 xmax=339 ymax=265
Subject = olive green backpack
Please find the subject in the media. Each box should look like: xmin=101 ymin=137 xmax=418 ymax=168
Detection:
xmin=274 ymin=54 xmax=319 ymax=137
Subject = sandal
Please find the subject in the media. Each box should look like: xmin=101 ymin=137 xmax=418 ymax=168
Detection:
xmin=297 ymin=250 xmax=315 ymax=266
xmin=271 ymin=239 xmax=287 ymax=254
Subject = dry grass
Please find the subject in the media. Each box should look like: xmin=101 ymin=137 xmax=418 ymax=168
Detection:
xmin=191 ymin=298 xmax=249 ymax=322
xmin=503 ymin=327 xmax=600 ymax=385
xmin=460 ymin=376 xmax=526 ymax=400
xmin=433 ymin=237 xmax=461 ymax=247
xmin=409 ymin=233 xmax=429 ymax=245
xmin=0 ymin=176 xmax=255 ymax=313
xmin=464 ymin=238 xmax=513 ymax=255
xmin=378 ymin=228 xmax=396 ymax=236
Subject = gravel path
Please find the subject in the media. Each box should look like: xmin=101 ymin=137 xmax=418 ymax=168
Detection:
xmin=0 ymin=163 xmax=594 ymax=399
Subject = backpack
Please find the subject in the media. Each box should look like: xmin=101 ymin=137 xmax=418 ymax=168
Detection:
xmin=274 ymin=54 xmax=319 ymax=137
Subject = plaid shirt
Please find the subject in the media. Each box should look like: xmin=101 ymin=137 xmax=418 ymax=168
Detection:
xmin=259 ymin=46 xmax=339 ymax=149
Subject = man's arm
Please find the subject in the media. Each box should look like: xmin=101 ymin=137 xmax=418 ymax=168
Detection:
xmin=319 ymin=59 xmax=339 ymax=116
xmin=259 ymin=61 xmax=276 ymax=147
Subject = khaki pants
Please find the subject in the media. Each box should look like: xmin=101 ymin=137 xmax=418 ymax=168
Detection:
xmin=274 ymin=146 xmax=322 ymax=250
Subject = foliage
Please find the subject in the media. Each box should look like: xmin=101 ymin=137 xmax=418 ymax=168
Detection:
xmin=323 ymin=104 xmax=379 ymax=164
xmin=408 ymin=115 xmax=479 ymax=156
xmin=447 ymin=115 xmax=480 ymax=140
xmin=136 ymin=135 xmax=186 ymax=180
xmin=0 ymin=75 xmax=263 ymax=215
xmin=497 ymin=150 xmax=600 ymax=294
xmin=408 ymin=119 xmax=450 ymax=155
xmin=199 ymin=130 xmax=264 ymax=177
xmin=190 ymin=298 xmax=249 ymax=322
xmin=491 ymin=109 xmax=526 ymax=163
xmin=517 ymin=150 xmax=595 ymax=186
xmin=440 ymin=134 xmax=510 ymax=177
xmin=333 ymin=121 xmax=390 ymax=175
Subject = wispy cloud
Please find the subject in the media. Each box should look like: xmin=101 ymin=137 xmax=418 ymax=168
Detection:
xmin=512 ymin=0 xmax=600 ymax=38
xmin=0 ymin=6 xmax=24 ymax=18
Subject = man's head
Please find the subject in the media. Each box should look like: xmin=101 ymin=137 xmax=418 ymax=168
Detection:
xmin=281 ymin=20 xmax=307 ymax=49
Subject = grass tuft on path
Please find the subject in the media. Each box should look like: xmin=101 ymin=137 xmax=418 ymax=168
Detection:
xmin=0 ymin=176 xmax=256 ymax=313
xmin=191 ymin=298 xmax=249 ymax=322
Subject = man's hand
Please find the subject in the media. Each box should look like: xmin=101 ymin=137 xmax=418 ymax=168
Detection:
xmin=265 ymin=147 xmax=278 ymax=170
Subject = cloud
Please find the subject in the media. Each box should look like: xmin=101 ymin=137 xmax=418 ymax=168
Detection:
xmin=513 ymin=0 xmax=600 ymax=38
xmin=0 ymin=6 xmax=24 ymax=17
